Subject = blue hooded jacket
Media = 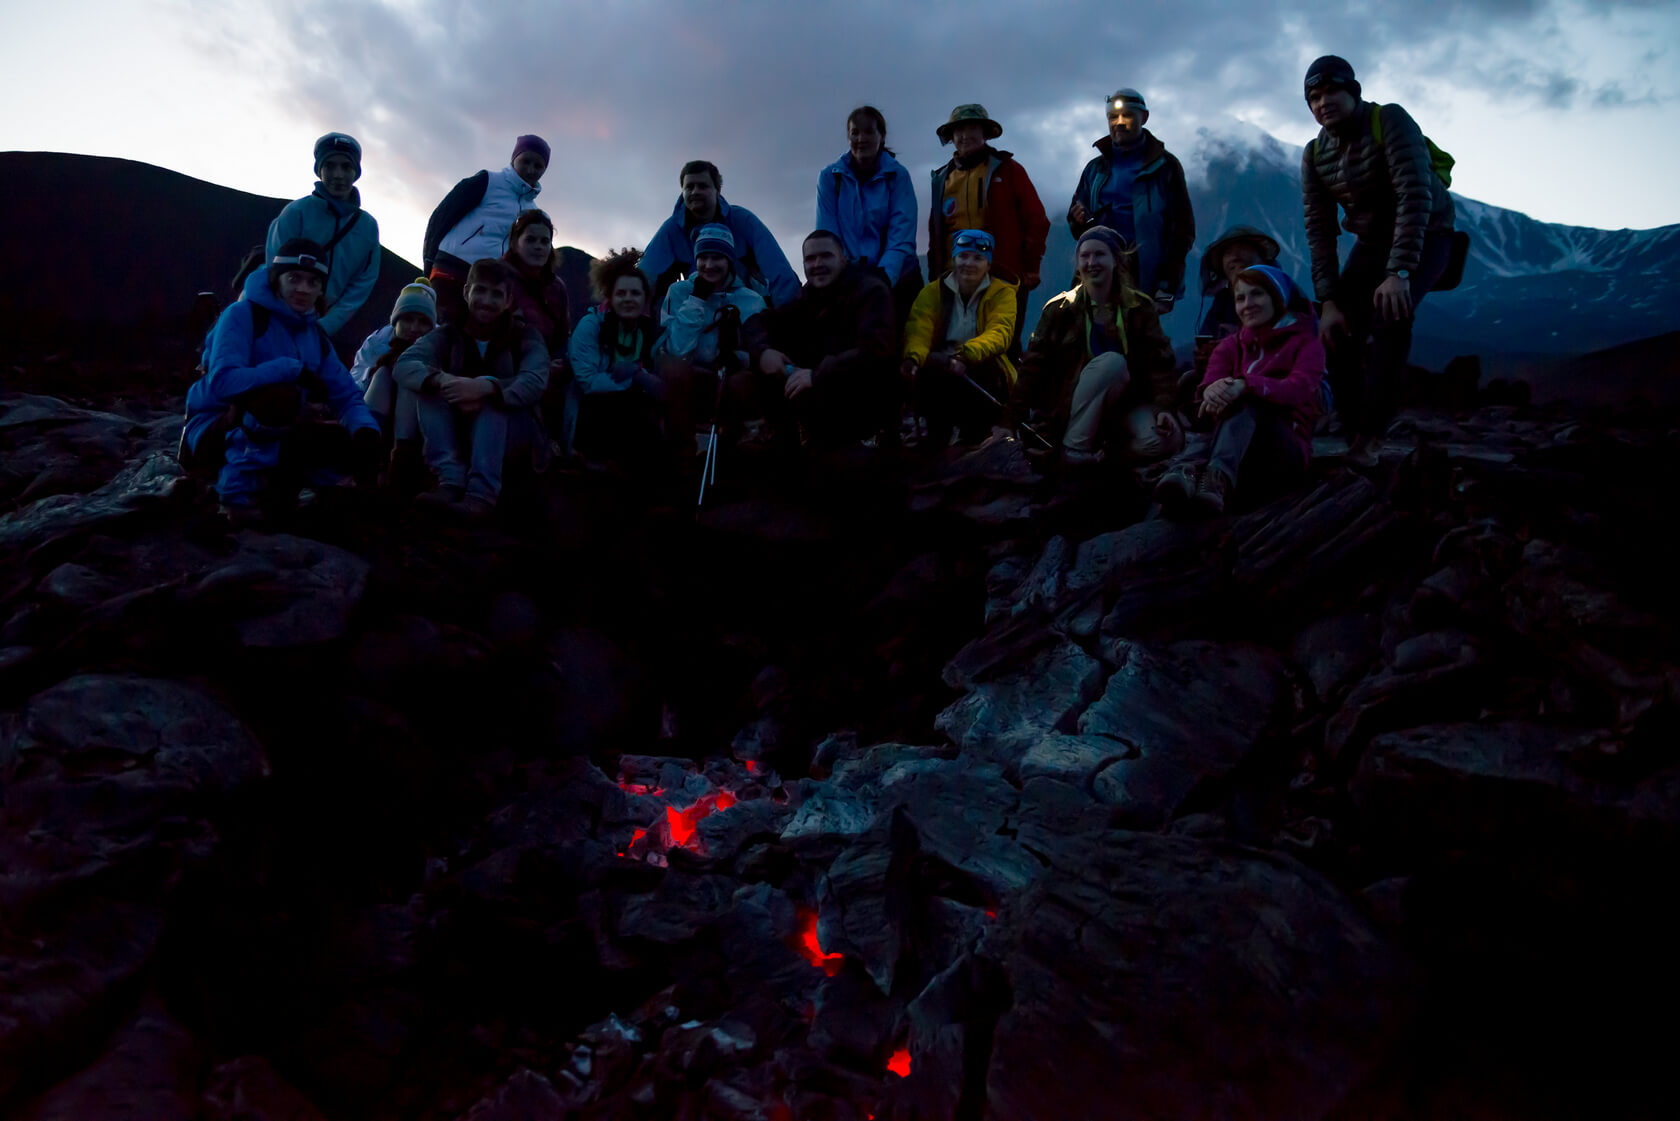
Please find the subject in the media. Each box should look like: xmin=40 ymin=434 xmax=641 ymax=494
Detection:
xmin=265 ymin=186 xmax=382 ymax=336
xmin=641 ymin=195 xmax=800 ymax=309
xmin=815 ymin=151 xmax=919 ymax=284
xmin=186 ymin=270 xmax=377 ymax=458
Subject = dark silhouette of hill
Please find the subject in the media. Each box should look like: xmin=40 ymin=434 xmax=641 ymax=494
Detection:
xmin=0 ymin=152 xmax=594 ymax=362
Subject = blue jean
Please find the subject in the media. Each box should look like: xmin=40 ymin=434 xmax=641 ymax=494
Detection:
xmin=415 ymin=396 xmax=536 ymax=503
xmin=1207 ymin=399 xmax=1307 ymax=502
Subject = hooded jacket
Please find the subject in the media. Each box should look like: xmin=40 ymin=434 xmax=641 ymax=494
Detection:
xmin=753 ymin=262 xmax=896 ymax=388
xmin=928 ymin=147 xmax=1050 ymax=285
xmin=1302 ymin=100 xmax=1455 ymax=303
xmin=641 ymin=195 xmax=801 ymax=309
xmin=265 ymin=186 xmax=382 ymax=336
xmin=1069 ymin=131 xmax=1195 ymax=299
xmin=902 ymin=273 xmax=1019 ymax=385
xmin=1002 ymin=280 xmax=1175 ymax=437
xmin=652 ymin=271 xmax=770 ymax=370
xmin=424 ymin=167 xmax=542 ymax=276
xmin=1196 ymin=225 xmax=1284 ymax=339
xmin=569 ymin=304 xmax=656 ymax=396
xmin=185 ymin=268 xmax=377 ymax=453
xmin=816 ymin=151 xmax=919 ymax=284
xmin=1199 ymin=313 xmax=1325 ymax=459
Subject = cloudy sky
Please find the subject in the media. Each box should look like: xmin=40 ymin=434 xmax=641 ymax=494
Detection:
xmin=6 ymin=0 xmax=1677 ymax=271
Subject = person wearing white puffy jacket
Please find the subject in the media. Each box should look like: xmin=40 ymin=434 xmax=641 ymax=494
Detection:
xmin=422 ymin=135 xmax=549 ymax=325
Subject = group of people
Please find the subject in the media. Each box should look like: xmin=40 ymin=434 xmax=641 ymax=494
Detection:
xmin=182 ymin=55 xmax=1458 ymax=525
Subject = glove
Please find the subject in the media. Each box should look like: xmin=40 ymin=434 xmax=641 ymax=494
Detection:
xmin=351 ymin=426 xmax=384 ymax=488
xmin=690 ymin=275 xmax=715 ymax=299
xmin=608 ymin=359 xmax=639 ymax=387
xmin=298 ymin=365 xmax=329 ymax=403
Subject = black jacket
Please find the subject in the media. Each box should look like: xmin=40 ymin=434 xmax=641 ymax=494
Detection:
xmin=755 ymin=263 xmax=896 ymax=387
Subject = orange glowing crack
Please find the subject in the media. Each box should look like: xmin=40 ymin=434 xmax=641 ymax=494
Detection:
xmin=796 ymin=910 xmax=844 ymax=975
xmin=887 ymin=1046 xmax=911 ymax=1077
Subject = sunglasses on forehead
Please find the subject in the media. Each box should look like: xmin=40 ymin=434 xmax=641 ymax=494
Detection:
xmin=952 ymin=232 xmax=995 ymax=253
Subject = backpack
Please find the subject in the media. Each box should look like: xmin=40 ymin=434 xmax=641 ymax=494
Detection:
xmin=1368 ymin=104 xmax=1454 ymax=187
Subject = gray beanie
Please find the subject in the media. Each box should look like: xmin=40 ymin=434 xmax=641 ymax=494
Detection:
xmin=390 ymin=277 xmax=438 ymax=325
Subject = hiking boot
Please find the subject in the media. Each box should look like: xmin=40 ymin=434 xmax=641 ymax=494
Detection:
xmin=456 ymin=495 xmax=496 ymax=522
xmin=1346 ymin=435 xmax=1380 ymax=468
xmin=218 ymin=501 xmax=266 ymax=528
xmin=416 ymin=484 xmax=464 ymax=511
xmin=1154 ymin=462 xmax=1200 ymax=514
xmin=1193 ymin=467 xmax=1231 ymax=515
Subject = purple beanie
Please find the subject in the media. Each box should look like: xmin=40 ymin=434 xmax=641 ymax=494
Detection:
xmin=512 ymin=135 xmax=551 ymax=165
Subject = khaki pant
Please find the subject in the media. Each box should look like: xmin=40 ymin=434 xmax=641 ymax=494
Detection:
xmin=1064 ymin=352 xmax=1183 ymax=460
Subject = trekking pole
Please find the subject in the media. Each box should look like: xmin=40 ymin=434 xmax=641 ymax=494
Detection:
xmin=956 ymin=372 xmax=1055 ymax=451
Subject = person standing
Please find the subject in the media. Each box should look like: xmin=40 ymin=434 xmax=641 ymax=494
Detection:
xmin=423 ymin=136 xmax=551 ymax=325
xmin=816 ymin=105 xmax=922 ymax=323
xmin=265 ymin=132 xmax=382 ymax=338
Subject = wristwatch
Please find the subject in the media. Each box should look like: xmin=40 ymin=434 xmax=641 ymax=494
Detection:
xmin=1393 ymin=269 xmax=1410 ymax=280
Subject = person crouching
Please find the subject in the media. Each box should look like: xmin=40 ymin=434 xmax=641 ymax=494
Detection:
xmin=351 ymin=277 xmax=438 ymax=490
xmin=394 ymin=258 xmax=550 ymax=520
xmin=901 ymin=228 xmax=1017 ymax=446
xmin=183 ymin=238 xmax=382 ymax=525
xmin=1156 ymin=264 xmax=1325 ymax=515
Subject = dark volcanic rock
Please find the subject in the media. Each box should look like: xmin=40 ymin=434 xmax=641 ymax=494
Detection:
xmin=11 ymin=997 xmax=201 ymax=1121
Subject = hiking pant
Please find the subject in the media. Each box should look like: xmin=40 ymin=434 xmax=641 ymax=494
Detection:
xmin=915 ymin=355 xmax=1009 ymax=443
xmin=364 ymin=369 xmax=420 ymax=442
xmin=415 ymin=397 xmax=538 ymax=504
xmin=1331 ymin=229 xmax=1453 ymax=438
xmin=1207 ymin=399 xmax=1308 ymax=504
xmin=216 ymin=382 xmax=355 ymax=505
xmin=727 ymin=363 xmax=885 ymax=449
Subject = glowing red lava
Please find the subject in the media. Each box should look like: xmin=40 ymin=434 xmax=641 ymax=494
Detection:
xmin=796 ymin=910 xmax=845 ymax=975
xmin=745 ymin=759 xmax=759 ymax=772
xmin=887 ymin=1046 xmax=911 ymax=1077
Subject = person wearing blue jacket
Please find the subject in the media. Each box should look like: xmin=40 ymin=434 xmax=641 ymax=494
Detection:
xmin=567 ymin=248 xmax=662 ymax=457
xmin=184 ymin=239 xmax=382 ymax=524
xmin=265 ymin=133 xmax=382 ymax=339
xmin=816 ymin=106 xmax=922 ymax=322
xmin=641 ymin=160 xmax=799 ymax=310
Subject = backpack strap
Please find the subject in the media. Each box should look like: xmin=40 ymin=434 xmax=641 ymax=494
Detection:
xmin=247 ymin=303 xmax=272 ymax=367
xmin=1370 ymin=103 xmax=1385 ymax=146
xmin=320 ymin=209 xmax=363 ymax=256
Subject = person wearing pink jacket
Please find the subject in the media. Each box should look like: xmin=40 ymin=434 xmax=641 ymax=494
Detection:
xmin=1157 ymin=264 xmax=1325 ymax=515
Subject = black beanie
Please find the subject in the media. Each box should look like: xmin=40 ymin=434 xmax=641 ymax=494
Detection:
xmin=269 ymin=237 xmax=330 ymax=288
xmin=1305 ymin=55 xmax=1361 ymax=101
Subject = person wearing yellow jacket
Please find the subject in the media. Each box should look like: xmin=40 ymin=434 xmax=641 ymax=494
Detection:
xmin=900 ymin=229 xmax=1018 ymax=445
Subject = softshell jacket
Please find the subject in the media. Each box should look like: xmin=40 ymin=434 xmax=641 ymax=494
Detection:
xmin=901 ymin=273 xmax=1019 ymax=385
xmin=349 ymin=324 xmax=396 ymax=391
xmin=816 ymin=152 xmax=919 ymax=284
xmin=652 ymin=273 xmax=770 ymax=369
xmin=1199 ymin=314 xmax=1325 ymax=459
xmin=186 ymin=270 xmax=377 ymax=500
xmin=928 ymin=147 xmax=1050 ymax=285
xmin=1069 ymin=131 xmax=1195 ymax=299
xmin=393 ymin=317 xmax=551 ymax=413
xmin=752 ymin=262 xmax=896 ymax=387
xmin=1196 ymin=224 xmax=1283 ymax=339
xmin=424 ymin=167 xmax=542 ymax=276
xmin=641 ymin=196 xmax=800 ymax=309
xmin=1002 ymin=282 xmax=1175 ymax=437
xmin=265 ymin=186 xmax=382 ymax=336
xmin=1303 ymin=101 xmax=1455 ymax=304
xmin=503 ymin=252 xmax=572 ymax=361
xmin=568 ymin=305 xmax=656 ymax=396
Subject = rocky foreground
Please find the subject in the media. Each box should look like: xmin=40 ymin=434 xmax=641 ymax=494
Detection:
xmin=1 ymin=387 xmax=1676 ymax=1120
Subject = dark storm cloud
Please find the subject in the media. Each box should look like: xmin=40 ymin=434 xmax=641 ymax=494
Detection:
xmin=197 ymin=0 xmax=1674 ymax=258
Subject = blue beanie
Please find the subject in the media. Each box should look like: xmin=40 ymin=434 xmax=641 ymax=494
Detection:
xmin=692 ymin=223 xmax=737 ymax=262
xmin=1236 ymin=264 xmax=1297 ymax=321
xmin=951 ymin=228 xmax=994 ymax=262
xmin=313 ymin=132 xmax=362 ymax=178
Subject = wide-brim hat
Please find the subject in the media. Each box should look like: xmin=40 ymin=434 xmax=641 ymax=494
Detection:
xmin=937 ymin=103 xmax=1003 ymax=144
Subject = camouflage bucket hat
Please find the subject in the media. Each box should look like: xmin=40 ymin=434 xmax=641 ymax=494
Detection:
xmin=937 ymin=103 xmax=1004 ymax=144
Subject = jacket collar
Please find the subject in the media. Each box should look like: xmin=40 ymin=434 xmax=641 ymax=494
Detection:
xmin=499 ymin=166 xmax=542 ymax=198
xmin=671 ymin=193 xmax=734 ymax=230
xmin=829 ymin=150 xmax=905 ymax=183
xmin=243 ymin=268 xmax=316 ymax=328
xmin=310 ymin=184 xmax=361 ymax=214
xmin=1092 ymin=129 xmax=1166 ymax=170
xmin=943 ymin=272 xmax=992 ymax=303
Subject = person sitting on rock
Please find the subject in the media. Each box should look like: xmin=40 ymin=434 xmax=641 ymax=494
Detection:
xmin=901 ymin=228 xmax=1018 ymax=446
xmin=350 ymin=277 xmax=438 ymax=489
xmin=265 ymin=133 xmax=382 ymax=339
xmin=1156 ymin=265 xmax=1324 ymax=516
xmin=423 ymin=135 xmax=550 ymax=325
xmin=928 ymin=104 xmax=1050 ymax=357
xmin=997 ymin=226 xmax=1178 ymax=467
xmin=817 ymin=105 xmax=923 ymax=323
xmin=184 ymin=238 xmax=383 ymax=524
xmin=641 ymin=160 xmax=800 ymax=309
xmin=1067 ymin=88 xmax=1195 ymax=317
xmin=394 ymin=258 xmax=550 ymax=520
xmin=501 ymin=208 xmax=572 ymax=439
xmin=568 ymin=248 xmax=663 ymax=458
xmin=748 ymin=230 xmax=897 ymax=452
xmin=651 ymin=224 xmax=770 ymax=461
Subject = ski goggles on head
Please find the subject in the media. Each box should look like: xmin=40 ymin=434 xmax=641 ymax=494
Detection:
xmin=270 ymin=252 xmax=327 ymax=277
xmin=951 ymin=230 xmax=994 ymax=259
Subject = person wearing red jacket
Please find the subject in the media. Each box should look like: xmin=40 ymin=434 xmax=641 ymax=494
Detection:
xmin=928 ymin=104 xmax=1050 ymax=357
xmin=1157 ymin=264 xmax=1325 ymax=516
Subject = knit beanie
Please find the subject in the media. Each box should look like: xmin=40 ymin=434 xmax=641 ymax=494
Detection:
xmin=691 ymin=223 xmax=737 ymax=262
xmin=269 ymin=237 xmax=330 ymax=287
xmin=1076 ymin=225 xmax=1128 ymax=262
xmin=1236 ymin=264 xmax=1296 ymax=323
xmin=951 ymin=228 xmax=994 ymax=262
xmin=512 ymin=135 xmax=551 ymax=165
xmin=313 ymin=132 xmax=363 ymax=177
xmin=1304 ymin=55 xmax=1360 ymax=100
xmin=1108 ymin=88 xmax=1147 ymax=113
xmin=390 ymin=277 xmax=438 ymax=326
